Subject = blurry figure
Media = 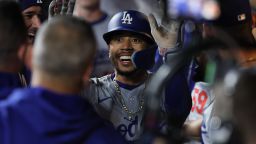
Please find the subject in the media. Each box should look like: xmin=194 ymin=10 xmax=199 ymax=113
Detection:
xmin=250 ymin=0 xmax=256 ymax=9
xmin=232 ymin=68 xmax=256 ymax=144
xmin=251 ymin=11 xmax=256 ymax=28
xmin=0 ymin=0 xmax=27 ymax=99
xmin=210 ymin=44 xmax=256 ymax=144
xmin=135 ymin=0 xmax=165 ymax=23
xmin=0 ymin=15 xmax=126 ymax=144
xmin=73 ymin=0 xmax=114 ymax=77
xmin=18 ymin=0 xmax=44 ymax=84
xmin=100 ymin=0 xmax=137 ymax=15
xmin=19 ymin=0 xmax=43 ymax=46
xmin=183 ymin=0 xmax=256 ymax=143
xmin=251 ymin=8 xmax=256 ymax=39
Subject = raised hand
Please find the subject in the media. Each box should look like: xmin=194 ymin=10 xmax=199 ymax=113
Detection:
xmin=148 ymin=14 xmax=180 ymax=56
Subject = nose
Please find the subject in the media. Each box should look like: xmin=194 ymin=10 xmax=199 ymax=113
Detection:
xmin=122 ymin=37 xmax=133 ymax=50
xmin=32 ymin=15 xmax=41 ymax=28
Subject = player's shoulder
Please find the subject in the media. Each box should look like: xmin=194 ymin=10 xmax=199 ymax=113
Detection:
xmin=90 ymin=74 xmax=113 ymax=86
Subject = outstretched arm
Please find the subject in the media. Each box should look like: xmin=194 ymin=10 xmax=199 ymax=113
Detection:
xmin=148 ymin=14 xmax=192 ymax=128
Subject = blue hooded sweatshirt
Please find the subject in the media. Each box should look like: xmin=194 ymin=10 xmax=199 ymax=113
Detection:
xmin=0 ymin=72 xmax=27 ymax=100
xmin=0 ymin=87 xmax=126 ymax=144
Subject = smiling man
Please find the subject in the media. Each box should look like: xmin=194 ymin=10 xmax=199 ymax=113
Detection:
xmin=83 ymin=10 xmax=191 ymax=143
xmin=18 ymin=0 xmax=44 ymax=84
xmin=20 ymin=0 xmax=43 ymax=44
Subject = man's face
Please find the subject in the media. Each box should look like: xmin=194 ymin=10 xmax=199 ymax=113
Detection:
xmin=108 ymin=32 xmax=148 ymax=76
xmin=22 ymin=6 xmax=42 ymax=44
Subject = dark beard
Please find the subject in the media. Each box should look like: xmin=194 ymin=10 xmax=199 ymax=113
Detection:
xmin=115 ymin=67 xmax=141 ymax=77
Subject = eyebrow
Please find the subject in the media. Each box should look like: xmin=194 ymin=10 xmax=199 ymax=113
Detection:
xmin=23 ymin=10 xmax=42 ymax=15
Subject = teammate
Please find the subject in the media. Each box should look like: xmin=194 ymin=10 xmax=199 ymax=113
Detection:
xmin=0 ymin=0 xmax=27 ymax=99
xmin=18 ymin=0 xmax=44 ymax=84
xmin=73 ymin=0 xmax=114 ymax=77
xmin=83 ymin=10 xmax=192 ymax=142
xmin=19 ymin=0 xmax=43 ymax=69
xmin=0 ymin=15 xmax=126 ymax=144
xmin=183 ymin=0 xmax=256 ymax=143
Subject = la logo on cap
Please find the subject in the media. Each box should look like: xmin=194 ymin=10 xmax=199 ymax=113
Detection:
xmin=121 ymin=11 xmax=133 ymax=24
xmin=37 ymin=0 xmax=43 ymax=4
xmin=237 ymin=13 xmax=246 ymax=21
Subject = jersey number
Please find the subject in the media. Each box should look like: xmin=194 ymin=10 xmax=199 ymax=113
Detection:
xmin=191 ymin=88 xmax=208 ymax=114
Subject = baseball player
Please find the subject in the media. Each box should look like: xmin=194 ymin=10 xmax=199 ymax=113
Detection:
xmin=183 ymin=0 xmax=256 ymax=143
xmin=0 ymin=0 xmax=28 ymax=99
xmin=73 ymin=0 xmax=114 ymax=77
xmin=18 ymin=0 xmax=44 ymax=84
xmin=83 ymin=10 xmax=192 ymax=142
xmin=19 ymin=0 xmax=43 ymax=45
xmin=0 ymin=15 xmax=126 ymax=144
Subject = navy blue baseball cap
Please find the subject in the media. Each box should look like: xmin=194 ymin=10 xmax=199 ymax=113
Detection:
xmin=18 ymin=0 xmax=43 ymax=11
xmin=209 ymin=0 xmax=252 ymax=27
xmin=103 ymin=10 xmax=155 ymax=44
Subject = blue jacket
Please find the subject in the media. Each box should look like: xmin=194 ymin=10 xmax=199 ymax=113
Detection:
xmin=0 ymin=72 xmax=26 ymax=100
xmin=0 ymin=87 xmax=126 ymax=144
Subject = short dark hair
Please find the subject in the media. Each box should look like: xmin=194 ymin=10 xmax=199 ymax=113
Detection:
xmin=33 ymin=16 xmax=97 ymax=76
xmin=0 ymin=0 xmax=27 ymax=63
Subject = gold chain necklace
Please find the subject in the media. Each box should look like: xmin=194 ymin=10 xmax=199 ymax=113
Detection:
xmin=113 ymin=79 xmax=144 ymax=120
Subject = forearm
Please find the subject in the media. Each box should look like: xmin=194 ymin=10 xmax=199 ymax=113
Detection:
xmin=164 ymin=66 xmax=192 ymax=128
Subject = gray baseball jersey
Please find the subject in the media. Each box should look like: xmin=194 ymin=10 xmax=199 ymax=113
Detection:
xmin=82 ymin=74 xmax=166 ymax=142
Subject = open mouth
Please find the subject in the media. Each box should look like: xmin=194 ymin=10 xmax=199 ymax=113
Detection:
xmin=119 ymin=55 xmax=133 ymax=66
xmin=28 ymin=32 xmax=35 ymax=37
xmin=28 ymin=32 xmax=35 ymax=43
xmin=120 ymin=55 xmax=131 ymax=62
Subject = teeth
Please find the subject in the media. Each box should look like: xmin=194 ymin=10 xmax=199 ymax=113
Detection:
xmin=28 ymin=32 xmax=35 ymax=37
xmin=120 ymin=56 xmax=131 ymax=61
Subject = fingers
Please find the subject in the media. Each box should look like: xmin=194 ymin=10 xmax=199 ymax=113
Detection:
xmin=61 ymin=0 xmax=69 ymax=14
xmin=48 ymin=0 xmax=56 ymax=18
xmin=148 ymin=14 xmax=158 ymax=31
xmin=67 ymin=0 xmax=76 ymax=14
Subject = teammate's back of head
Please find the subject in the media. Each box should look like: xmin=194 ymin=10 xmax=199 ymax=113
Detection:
xmin=0 ymin=0 xmax=27 ymax=65
xmin=33 ymin=16 xmax=96 ymax=79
